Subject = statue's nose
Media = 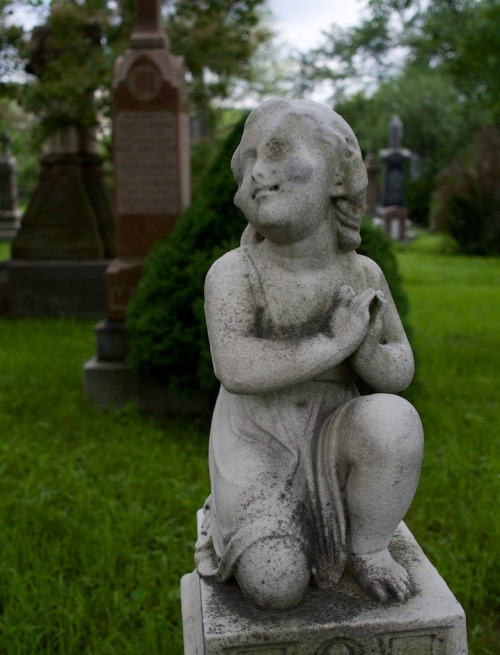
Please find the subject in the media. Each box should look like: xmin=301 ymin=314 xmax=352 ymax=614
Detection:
xmin=251 ymin=158 xmax=267 ymax=182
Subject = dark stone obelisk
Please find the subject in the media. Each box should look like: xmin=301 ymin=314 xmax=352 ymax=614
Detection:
xmin=379 ymin=115 xmax=411 ymax=240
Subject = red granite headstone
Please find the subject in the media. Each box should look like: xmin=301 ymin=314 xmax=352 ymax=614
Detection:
xmin=106 ymin=0 xmax=190 ymax=320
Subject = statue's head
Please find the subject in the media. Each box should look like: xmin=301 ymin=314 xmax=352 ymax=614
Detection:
xmin=231 ymin=98 xmax=367 ymax=252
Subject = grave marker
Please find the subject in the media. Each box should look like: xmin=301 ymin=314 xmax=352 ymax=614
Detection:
xmin=84 ymin=0 xmax=191 ymax=411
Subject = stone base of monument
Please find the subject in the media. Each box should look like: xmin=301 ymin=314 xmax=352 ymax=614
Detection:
xmin=181 ymin=523 xmax=467 ymax=655
xmin=84 ymin=320 xmax=211 ymax=413
xmin=84 ymin=357 xmax=210 ymax=413
xmin=0 ymin=259 xmax=109 ymax=317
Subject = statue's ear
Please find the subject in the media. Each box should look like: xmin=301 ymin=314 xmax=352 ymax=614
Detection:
xmin=330 ymin=151 xmax=368 ymax=199
xmin=330 ymin=172 xmax=346 ymax=199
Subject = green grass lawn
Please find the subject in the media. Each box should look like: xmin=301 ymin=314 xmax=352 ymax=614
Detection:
xmin=0 ymin=242 xmax=11 ymax=261
xmin=0 ymin=234 xmax=498 ymax=654
xmin=397 ymin=234 xmax=499 ymax=654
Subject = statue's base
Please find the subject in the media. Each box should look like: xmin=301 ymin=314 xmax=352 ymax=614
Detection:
xmin=181 ymin=523 xmax=467 ymax=655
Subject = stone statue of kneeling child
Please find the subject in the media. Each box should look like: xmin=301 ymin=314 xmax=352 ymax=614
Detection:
xmin=195 ymin=98 xmax=424 ymax=611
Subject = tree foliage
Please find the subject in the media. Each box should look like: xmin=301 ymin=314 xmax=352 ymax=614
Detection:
xmin=431 ymin=126 xmax=500 ymax=255
xmin=0 ymin=0 xmax=271 ymax=139
xmin=296 ymin=0 xmax=499 ymax=233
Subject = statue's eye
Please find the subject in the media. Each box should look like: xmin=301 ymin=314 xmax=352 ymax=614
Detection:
xmin=265 ymin=138 xmax=288 ymax=162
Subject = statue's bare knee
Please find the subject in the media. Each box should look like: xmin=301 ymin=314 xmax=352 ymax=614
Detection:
xmin=235 ymin=537 xmax=310 ymax=610
xmin=340 ymin=394 xmax=423 ymax=469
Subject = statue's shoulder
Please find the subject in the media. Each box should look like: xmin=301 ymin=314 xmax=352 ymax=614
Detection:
xmin=354 ymin=253 xmax=385 ymax=285
xmin=205 ymin=246 xmax=251 ymax=289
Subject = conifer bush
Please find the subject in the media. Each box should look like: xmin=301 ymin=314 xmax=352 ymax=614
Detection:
xmin=127 ymin=115 xmax=410 ymax=398
xmin=431 ymin=127 xmax=500 ymax=255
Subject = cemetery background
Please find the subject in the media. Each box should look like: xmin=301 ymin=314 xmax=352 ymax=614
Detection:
xmin=0 ymin=0 xmax=498 ymax=653
xmin=0 ymin=233 xmax=498 ymax=654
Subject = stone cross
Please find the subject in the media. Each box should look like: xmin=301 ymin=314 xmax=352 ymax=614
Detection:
xmin=131 ymin=0 xmax=167 ymax=49
xmin=388 ymin=114 xmax=404 ymax=149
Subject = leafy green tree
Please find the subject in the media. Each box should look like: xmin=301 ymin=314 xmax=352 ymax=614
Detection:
xmin=296 ymin=13 xmax=397 ymax=101
xmin=431 ymin=126 xmax=500 ymax=255
xmin=0 ymin=97 xmax=38 ymax=205
xmin=0 ymin=0 xmax=272 ymax=140
xmin=297 ymin=0 xmax=498 ymax=229
xmin=368 ymin=0 xmax=500 ymax=122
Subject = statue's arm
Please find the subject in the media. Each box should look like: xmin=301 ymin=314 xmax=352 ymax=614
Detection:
xmin=205 ymin=251 xmax=369 ymax=395
xmin=349 ymin=257 xmax=414 ymax=393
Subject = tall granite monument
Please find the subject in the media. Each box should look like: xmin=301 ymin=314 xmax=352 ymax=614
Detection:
xmin=181 ymin=99 xmax=467 ymax=654
xmin=84 ymin=0 xmax=190 ymax=410
xmin=1 ymin=14 xmax=114 ymax=316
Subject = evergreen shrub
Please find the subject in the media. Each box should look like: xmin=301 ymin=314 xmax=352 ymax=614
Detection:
xmin=127 ymin=115 xmax=410 ymax=398
xmin=431 ymin=127 xmax=500 ymax=255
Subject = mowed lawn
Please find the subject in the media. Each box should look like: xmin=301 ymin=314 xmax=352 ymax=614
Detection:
xmin=0 ymin=234 xmax=498 ymax=654
xmin=397 ymin=234 xmax=499 ymax=655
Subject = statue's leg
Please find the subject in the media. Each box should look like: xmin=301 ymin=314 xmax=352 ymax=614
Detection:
xmin=335 ymin=393 xmax=423 ymax=602
xmin=235 ymin=535 xmax=311 ymax=610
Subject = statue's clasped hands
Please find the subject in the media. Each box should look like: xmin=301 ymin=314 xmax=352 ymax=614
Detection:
xmin=330 ymin=285 xmax=388 ymax=358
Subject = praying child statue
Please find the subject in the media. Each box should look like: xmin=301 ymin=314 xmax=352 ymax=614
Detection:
xmin=195 ymin=98 xmax=424 ymax=611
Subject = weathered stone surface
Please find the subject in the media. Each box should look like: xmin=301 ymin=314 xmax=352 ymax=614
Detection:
xmin=181 ymin=523 xmax=467 ymax=655
xmin=182 ymin=94 xmax=467 ymax=655
xmin=196 ymin=99 xmax=424 ymax=612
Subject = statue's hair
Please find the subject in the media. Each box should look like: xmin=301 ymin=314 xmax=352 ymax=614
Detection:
xmin=232 ymin=98 xmax=367 ymax=251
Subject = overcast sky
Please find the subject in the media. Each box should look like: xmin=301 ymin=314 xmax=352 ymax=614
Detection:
xmin=14 ymin=1 xmax=364 ymax=51
xmin=268 ymin=0 xmax=364 ymax=52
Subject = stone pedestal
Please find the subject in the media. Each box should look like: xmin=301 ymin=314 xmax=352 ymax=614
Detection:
xmin=1 ymin=259 xmax=108 ymax=317
xmin=381 ymin=206 xmax=411 ymax=242
xmin=181 ymin=523 xmax=467 ymax=655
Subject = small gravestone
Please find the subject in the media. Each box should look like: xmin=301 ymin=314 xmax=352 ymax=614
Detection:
xmin=0 ymin=132 xmax=21 ymax=241
xmin=84 ymin=0 xmax=191 ymax=411
xmin=379 ymin=115 xmax=411 ymax=240
xmin=181 ymin=99 xmax=467 ymax=654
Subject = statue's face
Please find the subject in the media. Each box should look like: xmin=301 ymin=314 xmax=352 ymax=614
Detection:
xmin=234 ymin=111 xmax=334 ymax=245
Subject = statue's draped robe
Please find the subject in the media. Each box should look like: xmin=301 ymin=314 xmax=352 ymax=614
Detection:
xmin=196 ymin=247 xmax=361 ymax=588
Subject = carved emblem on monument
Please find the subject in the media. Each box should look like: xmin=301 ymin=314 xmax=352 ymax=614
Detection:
xmin=127 ymin=61 xmax=162 ymax=100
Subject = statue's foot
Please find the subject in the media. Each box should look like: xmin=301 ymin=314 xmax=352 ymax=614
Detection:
xmin=349 ymin=549 xmax=414 ymax=603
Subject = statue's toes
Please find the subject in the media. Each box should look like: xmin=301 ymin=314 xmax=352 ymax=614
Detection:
xmin=368 ymin=572 xmax=413 ymax=603
xmin=386 ymin=571 xmax=414 ymax=601
xmin=368 ymin=580 xmax=389 ymax=603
